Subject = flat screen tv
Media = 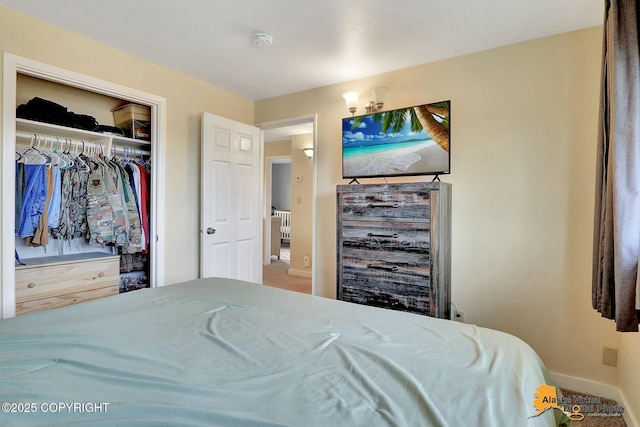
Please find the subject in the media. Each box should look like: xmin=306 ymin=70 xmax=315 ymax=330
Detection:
xmin=342 ymin=100 xmax=450 ymax=180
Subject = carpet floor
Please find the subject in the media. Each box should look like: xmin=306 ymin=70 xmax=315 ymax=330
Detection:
xmin=262 ymin=242 xmax=311 ymax=294
xmin=262 ymin=259 xmax=311 ymax=294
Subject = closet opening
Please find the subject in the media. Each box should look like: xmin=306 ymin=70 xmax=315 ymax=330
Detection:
xmin=14 ymin=75 xmax=152 ymax=295
xmin=2 ymin=52 xmax=166 ymax=319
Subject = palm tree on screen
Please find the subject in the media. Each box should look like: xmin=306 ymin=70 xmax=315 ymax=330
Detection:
xmin=351 ymin=101 xmax=450 ymax=152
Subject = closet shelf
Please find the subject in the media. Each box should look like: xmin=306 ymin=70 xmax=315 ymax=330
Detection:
xmin=16 ymin=118 xmax=151 ymax=149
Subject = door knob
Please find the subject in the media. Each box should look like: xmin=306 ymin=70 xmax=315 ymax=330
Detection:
xmin=206 ymin=227 xmax=216 ymax=235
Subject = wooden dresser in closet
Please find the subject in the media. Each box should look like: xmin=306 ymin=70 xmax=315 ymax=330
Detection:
xmin=15 ymin=253 xmax=119 ymax=316
xmin=336 ymin=182 xmax=451 ymax=319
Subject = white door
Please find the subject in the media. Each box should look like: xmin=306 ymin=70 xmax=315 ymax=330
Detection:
xmin=201 ymin=112 xmax=262 ymax=282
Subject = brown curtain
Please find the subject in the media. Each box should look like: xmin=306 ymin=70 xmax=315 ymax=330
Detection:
xmin=593 ymin=0 xmax=640 ymax=332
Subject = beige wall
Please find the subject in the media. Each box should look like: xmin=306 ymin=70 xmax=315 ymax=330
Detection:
xmin=0 ymin=6 xmax=253 ymax=288
xmin=264 ymin=139 xmax=292 ymax=159
xmin=620 ymin=334 xmax=640 ymax=421
xmin=289 ymin=134 xmax=313 ymax=274
xmin=255 ymin=27 xmax=640 ymax=414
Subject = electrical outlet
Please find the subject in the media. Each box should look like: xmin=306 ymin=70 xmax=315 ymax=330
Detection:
xmin=454 ymin=311 xmax=464 ymax=323
xmin=303 ymin=255 xmax=310 ymax=267
xmin=602 ymin=347 xmax=618 ymax=367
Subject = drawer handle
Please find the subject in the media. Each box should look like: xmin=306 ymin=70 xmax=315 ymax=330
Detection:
xmin=27 ymin=282 xmax=36 ymax=288
xmin=367 ymin=233 xmax=398 ymax=239
xmin=367 ymin=203 xmax=398 ymax=208
xmin=367 ymin=264 xmax=399 ymax=272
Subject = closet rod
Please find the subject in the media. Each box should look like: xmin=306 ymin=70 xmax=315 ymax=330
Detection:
xmin=15 ymin=131 xmax=150 ymax=156
xmin=110 ymin=145 xmax=150 ymax=157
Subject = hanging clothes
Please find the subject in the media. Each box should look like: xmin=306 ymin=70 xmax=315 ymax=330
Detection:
xmin=51 ymin=166 xmax=72 ymax=241
xmin=114 ymin=161 xmax=143 ymax=254
xmin=86 ymin=161 xmax=116 ymax=246
xmin=136 ymin=162 xmax=150 ymax=253
xmin=124 ymin=162 xmax=144 ymax=249
xmin=28 ymin=166 xmax=55 ymax=247
xmin=47 ymin=166 xmax=62 ymax=229
xmin=69 ymin=165 xmax=90 ymax=240
xmin=16 ymin=164 xmax=47 ymax=239
xmin=51 ymin=163 xmax=90 ymax=242
xmin=16 ymin=142 xmax=150 ymax=257
xmin=15 ymin=162 xmax=25 ymax=233
xmin=84 ymin=156 xmax=143 ymax=254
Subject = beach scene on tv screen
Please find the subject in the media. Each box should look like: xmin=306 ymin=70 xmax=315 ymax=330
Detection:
xmin=342 ymin=101 xmax=450 ymax=178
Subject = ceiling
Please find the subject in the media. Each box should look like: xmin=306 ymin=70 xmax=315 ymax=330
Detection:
xmin=0 ymin=1 xmax=603 ymax=142
xmin=0 ymin=0 xmax=603 ymax=103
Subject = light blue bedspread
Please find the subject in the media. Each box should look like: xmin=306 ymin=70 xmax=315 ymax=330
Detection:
xmin=0 ymin=278 xmax=567 ymax=426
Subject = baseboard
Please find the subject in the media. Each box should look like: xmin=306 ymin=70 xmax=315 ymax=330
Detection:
xmin=287 ymin=268 xmax=312 ymax=278
xmin=550 ymin=372 xmax=638 ymax=427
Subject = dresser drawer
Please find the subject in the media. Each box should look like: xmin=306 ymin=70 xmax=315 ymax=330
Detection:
xmin=339 ymin=191 xmax=431 ymax=222
xmin=341 ymin=221 xmax=430 ymax=252
xmin=16 ymin=256 xmax=120 ymax=303
xmin=340 ymin=245 xmax=431 ymax=315
xmin=16 ymin=285 xmax=118 ymax=316
xmin=342 ymin=246 xmax=429 ymax=270
xmin=340 ymin=266 xmax=431 ymax=314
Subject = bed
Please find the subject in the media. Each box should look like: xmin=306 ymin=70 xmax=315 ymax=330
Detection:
xmin=0 ymin=278 xmax=568 ymax=426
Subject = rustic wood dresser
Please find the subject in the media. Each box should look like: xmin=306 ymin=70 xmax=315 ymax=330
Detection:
xmin=336 ymin=182 xmax=451 ymax=319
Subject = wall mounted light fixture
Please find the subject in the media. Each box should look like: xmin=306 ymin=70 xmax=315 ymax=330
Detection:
xmin=342 ymin=91 xmax=359 ymax=116
xmin=303 ymin=148 xmax=313 ymax=158
xmin=366 ymin=87 xmax=388 ymax=113
xmin=342 ymin=87 xmax=388 ymax=116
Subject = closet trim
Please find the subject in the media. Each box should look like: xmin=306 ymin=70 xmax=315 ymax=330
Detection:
xmin=2 ymin=52 xmax=167 ymax=319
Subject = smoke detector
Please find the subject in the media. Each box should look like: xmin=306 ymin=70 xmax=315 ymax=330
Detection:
xmin=252 ymin=32 xmax=273 ymax=47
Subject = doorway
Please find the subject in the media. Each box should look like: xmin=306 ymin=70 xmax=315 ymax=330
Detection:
xmin=259 ymin=115 xmax=316 ymax=295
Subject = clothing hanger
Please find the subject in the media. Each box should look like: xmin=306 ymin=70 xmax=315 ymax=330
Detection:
xmin=88 ymin=142 xmax=107 ymax=170
xmin=137 ymin=147 xmax=151 ymax=169
xmin=72 ymin=141 xmax=91 ymax=173
xmin=110 ymin=145 xmax=123 ymax=162
xmin=21 ymin=133 xmax=47 ymax=164
xmin=83 ymin=141 xmax=101 ymax=171
xmin=61 ymin=138 xmax=75 ymax=169
xmin=34 ymin=134 xmax=54 ymax=168
xmin=46 ymin=136 xmax=64 ymax=168
xmin=41 ymin=135 xmax=61 ymax=167
xmin=118 ymin=146 xmax=129 ymax=166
